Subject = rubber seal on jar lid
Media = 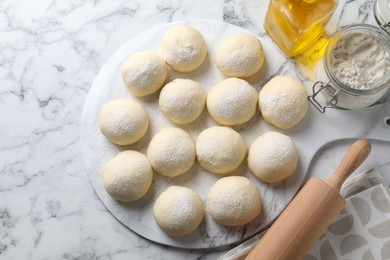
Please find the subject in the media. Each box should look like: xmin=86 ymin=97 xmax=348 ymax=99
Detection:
xmin=385 ymin=117 xmax=390 ymax=125
xmin=374 ymin=0 xmax=390 ymax=35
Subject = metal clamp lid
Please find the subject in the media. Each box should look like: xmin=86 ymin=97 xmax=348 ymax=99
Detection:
xmin=374 ymin=0 xmax=390 ymax=35
xmin=308 ymin=81 xmax=340 ymax=113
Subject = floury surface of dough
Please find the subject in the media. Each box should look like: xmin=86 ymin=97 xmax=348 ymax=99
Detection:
xmin=248 ymin=131 xmax=298 ymax=183
xmin=207 ymin=78 xmax=258 ymax=126
xmin=102 ymin=150 xmax=153 ymax=202
xmin=147 ymin=127 xmax=196 ymax=178
xmin=159 ymin=79 xmax=206 ymax=124
xmin=195 ymin=126 xmax=246 ymax=174
xmin=259 ymin=76 xmax=308 ymax=129
xmin=153 ymin=186 xmax=205 ymax=236
xmin=121 ymin=50 xmax=168 ymax=97
xmin=98 ymin=99 xmax=149 ymax=145
xmin=207 ymin=176 xmax=262 ymax=226
xmin=161 ymin=25 xmax=208 ymax=72
xmin=215 ymin=33 xmax=264 ymax=78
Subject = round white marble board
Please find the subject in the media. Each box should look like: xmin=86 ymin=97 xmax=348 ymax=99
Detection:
xmin=81 ymin=19 xmax=323 ymax=249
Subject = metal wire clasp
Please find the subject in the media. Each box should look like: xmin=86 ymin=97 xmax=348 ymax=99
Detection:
xmin=379 ymin=22 xmax=390 ymax=36
xmin=308 ymin=81 xmax=340 ymax=113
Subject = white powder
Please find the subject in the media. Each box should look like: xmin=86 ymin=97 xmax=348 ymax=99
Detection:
xmin=210 ymin=190 xmax=253 ymax=218
xmin=213 ymin=82 xmax=255 ymax=118
xmin=196 ymin=126 xmax=246 ymax=174
xmin=219 ymin=46 xmax=257 ymax=74
xmin=166 ymin=190 xmax=198 ymax=226
xmin=329 ymin=31 xmax=390 ymax=90
xmin=147 ymin=127 xmax=195 ymax=177
xmin=166 ymin=38 xmax=202 ymax=64
xmin=127 ymin=57 xmax=165 ymax=88
xmin=248 ymin=131 xmax=298 ymax=183
xmin=107 ymin=105 xmax=139 ymax=136
xmin=207 ymin=176 xmax=262 ymax=226
xmin=207 ymin=78 xmax=258 ymax=125
xmin=260 ymin=92 xmax=302 ymax=124
xmin=256 ymin=133 xmax=296 ymax=170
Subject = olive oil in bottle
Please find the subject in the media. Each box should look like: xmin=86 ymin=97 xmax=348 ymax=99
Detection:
xmin=264 ymin=0 xmax=338 ymax=57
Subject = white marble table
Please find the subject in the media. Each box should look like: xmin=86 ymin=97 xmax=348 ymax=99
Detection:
xmin=1 ymin=0 xmax=389 ymax=259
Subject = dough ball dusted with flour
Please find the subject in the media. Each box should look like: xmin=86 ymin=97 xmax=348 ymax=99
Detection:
xmin=161 ymin=25 xmax=208 ymax=72
xmin=248 ymin=131 xmax=298 ymax=183
xmin=215 ymin=33 xmax=265 ymax=78
xmin=207 ymin=78 xmax=258 ymax=126
xmin=259 ymin=76 xmax=308 ymax=129
xmin=159 ymin=79 xmax=206 ymax=124
xmin=121 ymin=50 xmax=168 ymax=97
xmin=147 ymin=127 xmax=195 ymax=177
xmin=98 ymin=99 xmax=149 ymax=145
xmin=207 ymin=176 xmax=262 ymax=226
xmin=196 ymin=126 xmax=246 ymax=174
xmin=102 ymin=150 xmax=153 ymax=202
xmin=153 ymin=186 xmax=205 ymax=236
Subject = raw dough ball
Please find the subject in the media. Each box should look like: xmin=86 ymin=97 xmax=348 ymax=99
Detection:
xmin=121 ymin=50 xmax=168 ymax=97
xmin=196 ymin=126 xmax=246 ymax=174
xmin=161 ymin=25 xmax=208 ymax=72
xmin=153 ymin=186 xmax=205 ymax=236
xmin=147 ymin=127 xmax=195 ymax=177
xmin=248 ymin=131 xmax=298 ymax=183
xmin=98 ymin=99 xmax=149 ymax=145
xmin=207 ymin=176 xmax=262 ymax=226
xmin=259 ymin=76 xmax=308 ymax=129
xmin=215 ymin=33 xmax=264 ymax=78
xmin=159 ymin=79 xmax=206 ymax=124
xmin=102 ymin=150 xmax=153 ymax=202
xmin=207 ymin=78 xmax=258 ymax=126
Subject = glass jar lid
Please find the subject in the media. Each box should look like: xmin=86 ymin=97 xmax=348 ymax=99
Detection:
xmin=374 ymin=0 xmax=390 ymax=35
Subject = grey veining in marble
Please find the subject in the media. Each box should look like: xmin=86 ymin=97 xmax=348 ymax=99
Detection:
xmin=1 ymin=0 xmax=389 ymax=259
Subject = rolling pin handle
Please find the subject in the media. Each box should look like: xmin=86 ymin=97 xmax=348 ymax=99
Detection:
xmin=326 ymin=139 xmax=371 ymax=191
xmin=245 ymin=139 xmax=371 ymax=260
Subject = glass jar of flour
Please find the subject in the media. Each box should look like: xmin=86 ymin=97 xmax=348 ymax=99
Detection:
xmin=309 ymin=0 xmax=390 ymax=113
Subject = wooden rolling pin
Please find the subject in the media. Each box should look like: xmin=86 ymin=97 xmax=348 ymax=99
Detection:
xmin=246 ymin=139 xmax=371 ymax=260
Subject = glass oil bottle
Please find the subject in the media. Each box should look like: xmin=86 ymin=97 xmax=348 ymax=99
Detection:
xmin=264 ymin=0 xmax=338 ymax=57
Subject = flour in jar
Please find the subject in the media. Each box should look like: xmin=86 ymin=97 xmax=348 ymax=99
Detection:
xmin=329 ymin=31 xmax=390 ymax=90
